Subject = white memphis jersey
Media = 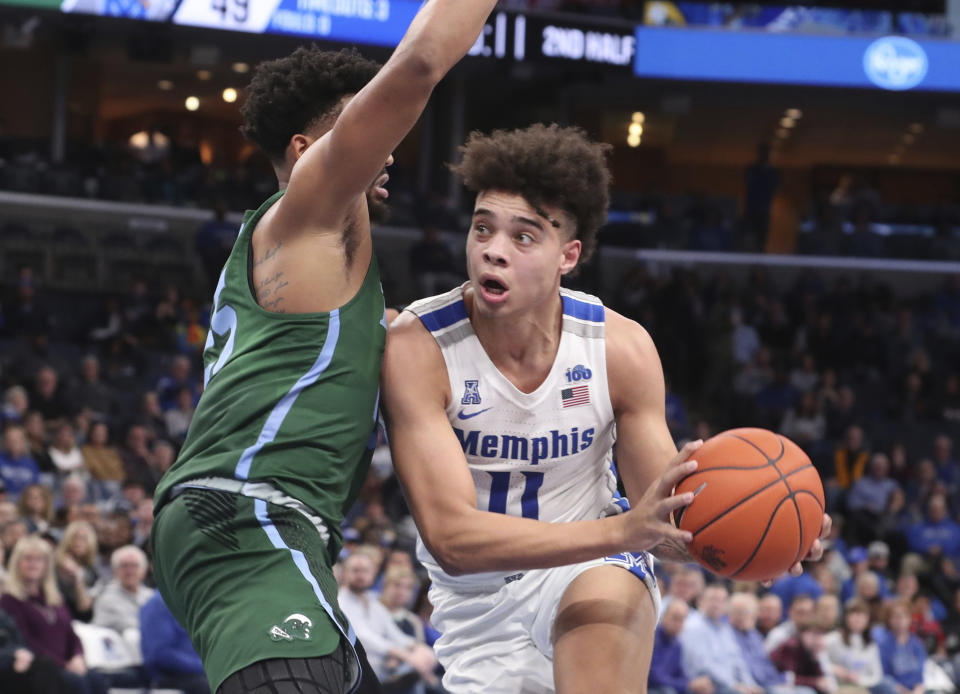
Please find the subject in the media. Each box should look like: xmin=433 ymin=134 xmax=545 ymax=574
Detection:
xmin=406 ymin=284 xmax=627 ymax=590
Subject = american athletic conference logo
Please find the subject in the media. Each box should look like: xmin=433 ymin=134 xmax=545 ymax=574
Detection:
xmin=863 ymin=37 xmax=928 ymax=91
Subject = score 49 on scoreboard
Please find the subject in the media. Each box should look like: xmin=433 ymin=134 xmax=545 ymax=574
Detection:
xmin=57 ymin=0 xmax=636 ymax=70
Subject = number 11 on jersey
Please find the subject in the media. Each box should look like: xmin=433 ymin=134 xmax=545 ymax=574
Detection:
xmin=487 ymin=471 xmax=544 ymax=520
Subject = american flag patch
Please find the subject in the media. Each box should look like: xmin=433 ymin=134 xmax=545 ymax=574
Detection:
xmin=561 ymin=385 xmax=590 ymax=408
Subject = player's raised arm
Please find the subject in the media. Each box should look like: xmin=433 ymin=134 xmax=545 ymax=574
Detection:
xmin=382 ymin=313 xmax=695 ymax=574
xmin=274 ymin=0 xmax=500 ymax=233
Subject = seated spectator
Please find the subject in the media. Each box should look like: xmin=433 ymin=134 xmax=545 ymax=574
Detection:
xmin=80 ymin=422 xmax=123 ymax=501
xmin=54 ymin=475 xmax=90 ymax=527
xmin=847 ymin=454 xmax=901 ymax=546
xmin=779 ymin=392 xmax=826 ymax=451
xmin=929 ymin=556 xmax=960 ymax=615
xmin=754 ymin=367 xmax=800 ymax=431
xmin=0 ymin=501 xmax=17 ymax=525
xmin=21 ymin=412 xmax=52 ymax=478
xmin=931 ymin=435 xmax=959 ymax=496
xmin=139 ymin=590 xmax=209 ymax=694
xmin=0 ymin=606 xmax=67 ymax=694
xmin=0 ymin=426 xmax=38 ymax=498
xmin=758 ymin=594 xmax=784 ymax=638
xmin=875 ymin=601 xmax=928 ymax=694
xmin=120 ymin=425 xmax=155 ymax=494
xmin=790 ymin=354 xmax=820 ymax=395
xmin=660 ymin=566 xmax=706 ymax=617
xmin=907 ymin=494 xmax=960 ymax=565
xmin=68 ymin=356 xmax=117 ymax=424
xmin=379 ymin=566 xmax=423 ymax=641
xmin=769 ymin=571 xmax=824 ymax=611
xmin=1 ymin=385 xmax=29 ymax=427
xmin=731 ymin=307 xmax=761 ymax=366
xmin=149 ymin=439 xmax=176 ymax=485
xmin=815 ymin=594 xmax=841 ymax=632
xmin=824 ymin=598 xmax=892 ymax=694
xmin=163 ymin=387 xmax=195 ymax=442
xmin=130 ymin=498 xmax=153 ymax=552
xmin=91 ymin=545 xmax=152 ymax=690
xmin=15 ymin=485 xmax=52 ymax=536
xmin=769 ymin=622 xmax=836 ymax=694
xmin=47 ymin=422 xmax=85 ymax=477
xmin=651 ymin=598 xmax=714 ymax=694
xmin=941 ymin=588 xmax=960 ymax=681
xmin=0 ymin=535 xmax=106 ymax=694
xmin=0 ymin=519 xmax=28 ymax=561
xmin=155 ymin=355 xmax=199 ymax=412
xmin=811 ymin=564 xmax=839 ymax=597
xmin=729 ymin=591 xmax=806 ymax=694
xmin=842 ymin=548 xmax=891 ymax=605
xmin=54 ymin=520 xmax=98 ymax=621
xmin=875 ymin=492 xmax=914 ymax=561
xmin=866 ymin=542 xmax=894 ymax=587
xmin=681 ymin=583 xmax=762 ymax=694
xmin=906 ymin=591 xmax=945 ymax=655
xmin=29 ymin=366 xmax=68 ymax=424
xmin=135 ymin=391 xmax=166 ymax=442
xmin=832 ymin=425 xmax=869 ymax=491
xmin=337 ymin=550 xmax=438 ymax=688
xmin=766 ymin=594 xmax=816 ymax=654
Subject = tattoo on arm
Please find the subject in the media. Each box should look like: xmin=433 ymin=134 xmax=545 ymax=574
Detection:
xmin=651 ymin=537 xmax=696 ymax=563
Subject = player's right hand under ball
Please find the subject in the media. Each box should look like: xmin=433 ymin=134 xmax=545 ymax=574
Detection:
xmin=622 ymin=439 xmax=701 ymax=554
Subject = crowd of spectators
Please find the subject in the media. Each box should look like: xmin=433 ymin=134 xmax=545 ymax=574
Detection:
xmin=0 ymin=234 xmax=958 ymax=692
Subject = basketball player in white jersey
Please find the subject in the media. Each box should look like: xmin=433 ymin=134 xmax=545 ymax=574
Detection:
xmin=381 ymin=124 xmax=829 ymax=694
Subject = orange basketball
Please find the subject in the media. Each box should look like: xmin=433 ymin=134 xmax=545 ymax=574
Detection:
xmin=675 ymin=428 xmax=825 ymax=582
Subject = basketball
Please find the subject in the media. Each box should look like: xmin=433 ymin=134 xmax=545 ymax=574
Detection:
xmin=675 ymin=428 xmax=825 ymax=582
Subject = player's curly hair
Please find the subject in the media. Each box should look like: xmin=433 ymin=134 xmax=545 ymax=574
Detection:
xmin=451 ymin=123 xmax=612 ymax=263
xmin=240 ymin=46 xmax=381 ymax=163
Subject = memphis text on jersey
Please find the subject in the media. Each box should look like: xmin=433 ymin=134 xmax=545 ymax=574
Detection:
xmin=453 ymin=425 xmax=596 ymax=466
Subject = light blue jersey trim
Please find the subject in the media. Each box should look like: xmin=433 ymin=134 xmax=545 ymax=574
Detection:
xmin=254 ymin=498 xmax=357 ymax=645
xmin=254 ymin=498 xmax=361 ymax=693
xmin=234 ymin=309 xmax=342 ymax=480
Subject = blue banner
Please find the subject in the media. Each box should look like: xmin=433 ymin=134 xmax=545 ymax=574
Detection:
xmin=265 ymin=0 xmax=423 ymax=46
xmin=633 ymin=28 xmax=960 ymax=92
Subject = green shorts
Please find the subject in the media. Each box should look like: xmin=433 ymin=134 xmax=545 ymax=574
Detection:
xmin=151 ymin=488 xmax=360 ymax=693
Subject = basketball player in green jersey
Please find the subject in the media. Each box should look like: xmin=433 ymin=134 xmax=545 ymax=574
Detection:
xmin=151 ymin=3 xmax=502 ymax=692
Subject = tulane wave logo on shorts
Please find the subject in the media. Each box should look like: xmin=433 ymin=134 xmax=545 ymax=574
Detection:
xmin=863 ymin=37 xmax=928 ymax=91
xmin=269 ymin=613 xmax=314 ymax=642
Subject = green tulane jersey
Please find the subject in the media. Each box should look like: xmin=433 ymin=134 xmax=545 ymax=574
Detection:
xmin=155 ymin=191 xmax=386 ymax=552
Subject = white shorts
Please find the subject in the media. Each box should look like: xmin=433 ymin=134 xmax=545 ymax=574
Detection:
xmin=428 ymin=551 xmax=660 ymax=694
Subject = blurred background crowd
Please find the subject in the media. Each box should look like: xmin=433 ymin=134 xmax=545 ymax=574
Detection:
xmin=0 ymin=244 xmax=956 ymax=692
xmin=1 ymin=0 xmax=960 ymax=691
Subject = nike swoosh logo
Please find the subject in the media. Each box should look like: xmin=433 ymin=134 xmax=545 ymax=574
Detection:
xmin=457 ymin=407 xmax=492 ymax=420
